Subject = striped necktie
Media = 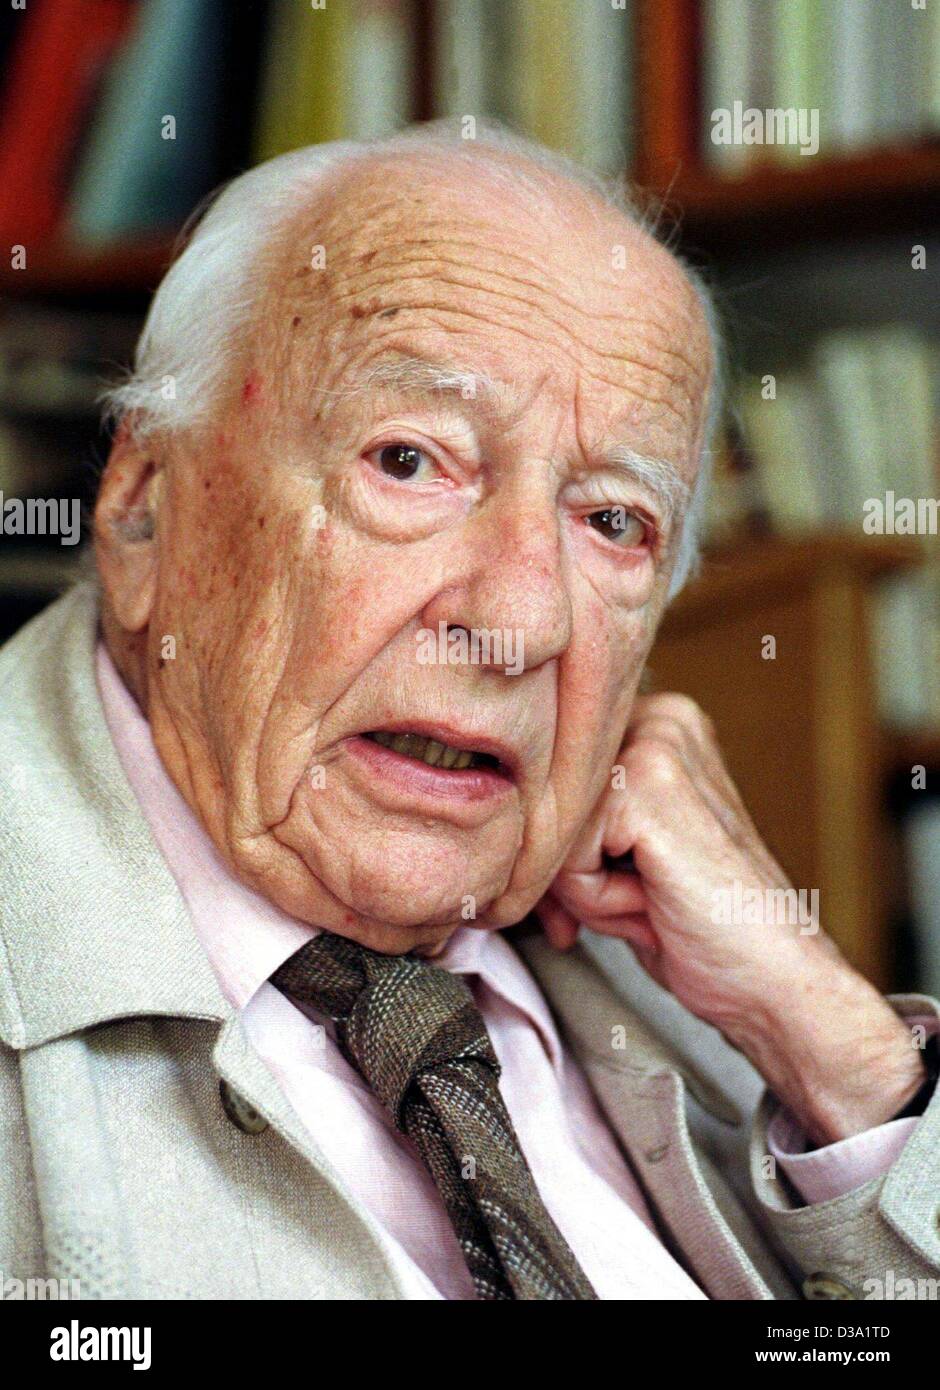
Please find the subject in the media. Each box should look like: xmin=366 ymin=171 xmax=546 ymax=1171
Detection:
xmin=271 ymin=931 xmax=597 ymax=1300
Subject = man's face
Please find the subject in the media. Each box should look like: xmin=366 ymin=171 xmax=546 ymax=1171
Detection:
xmin=112 ymin=152 xmax=711 ymax=953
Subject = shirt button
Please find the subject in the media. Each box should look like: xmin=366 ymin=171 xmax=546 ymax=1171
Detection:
xmin=219 ymin=1079 xmax=269 ymax=1135
xmin=802 ymin=1272 xmax=858 ymax=1300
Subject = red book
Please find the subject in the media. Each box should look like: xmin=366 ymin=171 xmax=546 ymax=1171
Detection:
xmin=0 ymin=0 xmax=135 ymax=248
xmin=633 ymin=0 xmax=701 ymax=188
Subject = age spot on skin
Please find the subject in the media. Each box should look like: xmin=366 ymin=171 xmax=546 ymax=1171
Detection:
xmin=350 ymin=299 xmax=383 ymax=320
xmin=241 ymin=374 xmax=262 ymax=407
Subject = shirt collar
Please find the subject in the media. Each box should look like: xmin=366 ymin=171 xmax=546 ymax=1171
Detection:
xmin=437 ymin=925 xmax=564 ymax=1076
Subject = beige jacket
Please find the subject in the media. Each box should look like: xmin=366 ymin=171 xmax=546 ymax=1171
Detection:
xmin=2 ymin=583 xmax=939 ymax=1300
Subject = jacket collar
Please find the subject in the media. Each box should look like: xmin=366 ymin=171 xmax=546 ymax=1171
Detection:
xmin=0 ymin=581 xmax=230 ymax=1049
xmin=517 ymin=929 xmax=743 ymax=1126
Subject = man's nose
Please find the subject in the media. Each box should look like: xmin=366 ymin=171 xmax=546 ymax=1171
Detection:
xmin=421 ymin=492 xmax=573 ymax=674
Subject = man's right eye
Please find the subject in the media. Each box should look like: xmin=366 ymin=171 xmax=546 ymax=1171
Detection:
xmin=373 ymin=443 xmax=434 ymax=481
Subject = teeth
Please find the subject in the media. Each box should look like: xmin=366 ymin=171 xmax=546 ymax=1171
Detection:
xmin=423 ymin=740 xmax=446 ymax=767
xmin=367 ymin=730 xmax=488 ymax=771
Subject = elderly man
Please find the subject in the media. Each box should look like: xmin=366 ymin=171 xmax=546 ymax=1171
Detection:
xmin=1 ymin=123 xmax=938 ymax=1302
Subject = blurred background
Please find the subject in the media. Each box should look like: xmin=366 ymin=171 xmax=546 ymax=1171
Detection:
xmin=0 ymin=0 xmax=937 ymax=993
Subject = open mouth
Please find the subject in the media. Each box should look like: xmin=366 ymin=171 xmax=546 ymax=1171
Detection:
xmin=362 ymin=730 xmax=507 ymax=775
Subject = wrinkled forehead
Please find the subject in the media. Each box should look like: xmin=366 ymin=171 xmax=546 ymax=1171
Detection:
xmin=258 ymin=150 xmax=712 ymax=467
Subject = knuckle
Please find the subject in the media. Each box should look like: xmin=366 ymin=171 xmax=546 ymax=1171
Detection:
xmin=627 ymin=737 xmax=685 ymax=789
xmin=647 ymin=692 xmax=714 ymax=739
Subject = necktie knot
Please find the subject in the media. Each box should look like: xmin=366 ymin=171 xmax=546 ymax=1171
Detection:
xmin=271 ymin=931 xmax=500 ymax=1125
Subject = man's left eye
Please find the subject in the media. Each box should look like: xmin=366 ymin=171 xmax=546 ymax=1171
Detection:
xmin=372 ymin=442 xmax=436 ymax=481
xmin=585 ymin=507 xmax=647 ymax=547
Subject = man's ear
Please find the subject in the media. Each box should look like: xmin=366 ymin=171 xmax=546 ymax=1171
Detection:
xmin=94 ymin=424 xmax=165 ymax=633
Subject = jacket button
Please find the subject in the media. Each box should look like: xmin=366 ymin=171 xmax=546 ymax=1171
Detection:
xmin=802 ymin=1272 xmax=858 ymax=1300
xmin=219 ymin=1079 xmax=268 ymax=1134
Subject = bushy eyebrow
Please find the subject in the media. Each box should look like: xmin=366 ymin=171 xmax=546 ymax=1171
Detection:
xmin=598 ymin=447 xmax=691 ymax=532
xmin=361 ymin=355 xmax=498 ymax=398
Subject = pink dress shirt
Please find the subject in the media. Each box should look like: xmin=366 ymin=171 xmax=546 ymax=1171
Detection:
xmin=95 ymin=641 xmax=923 ymax=1299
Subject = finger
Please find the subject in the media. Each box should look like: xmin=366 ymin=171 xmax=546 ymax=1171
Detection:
xmin=552 ymin=867 xmax=648 ymax=921
xmin=627 ymin=700 xmax=755 ymax=843
xmin=581 ymin=912 xmax=660 ymax=954
xmin=533 ymin=891 xmax=581 ymax=951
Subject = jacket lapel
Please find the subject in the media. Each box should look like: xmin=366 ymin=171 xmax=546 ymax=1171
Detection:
xmin=518 ymin=932 xmax=776 ymax=1300
xmin=212 ymin=1013 xmax=430 ymax=1299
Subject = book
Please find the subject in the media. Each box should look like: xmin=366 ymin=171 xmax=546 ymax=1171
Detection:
xmin=812 ymin=332 xmax=893 ymax=525
xmin=433 ymin=0 xmax=483 ymax=119
xmin=65 ymin=0 xmax=227 ymax=243
xmin=568 ymin=0 xmax=634 ymax=174
xmin=432 ymin=0 xmax=631 ymax=172
xmin=874 ymin=572 xmax=935 ymax=731
xmin=254 ymin=0 xmax=416 ymax=160
xmin=823 ymin=0 xmax=880 ymax=153
xmin=505 ymin=0 xmax=579 ymax=156
xmin=737 ymin=372 xmax=826 ymax=532
xmin=0 ymin=0 xmax=134 ymax=245
xmin=866 ymin=326 xmax=937 ymax=523
xmin=877 ymin=0 xmax=922 ymax=143
xmin=770 ymin=0 xmax=820 ymax=163
xmin=346 ymin=0 xmax=415 ymax=141
xmin=700 ymin=0 xmax=754 ymax=171
xmin=925 ymin=0 xmax=940 ymax=134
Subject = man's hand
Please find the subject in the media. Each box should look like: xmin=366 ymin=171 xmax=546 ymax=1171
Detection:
xmin=535 ymin=694 xmax=926 ymax=1146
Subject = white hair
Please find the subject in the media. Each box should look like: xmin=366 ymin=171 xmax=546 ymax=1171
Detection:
xmin=101 ymin=118 xmax=722 ymax=594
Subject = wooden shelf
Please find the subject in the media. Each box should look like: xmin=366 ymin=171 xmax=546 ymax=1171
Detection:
xmin=2 ymin=143 xmax=937 ymax=298
xmin=0 ymin=234 xmax=176 ymax=297
xmin=662 ymin=532 xmax=922 ymax=635
xmin=638 ymin=145 xmax=940 ymax=249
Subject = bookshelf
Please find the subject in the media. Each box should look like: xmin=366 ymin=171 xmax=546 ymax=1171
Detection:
xmin=2 ymin=1 xmax=938 ymax=286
